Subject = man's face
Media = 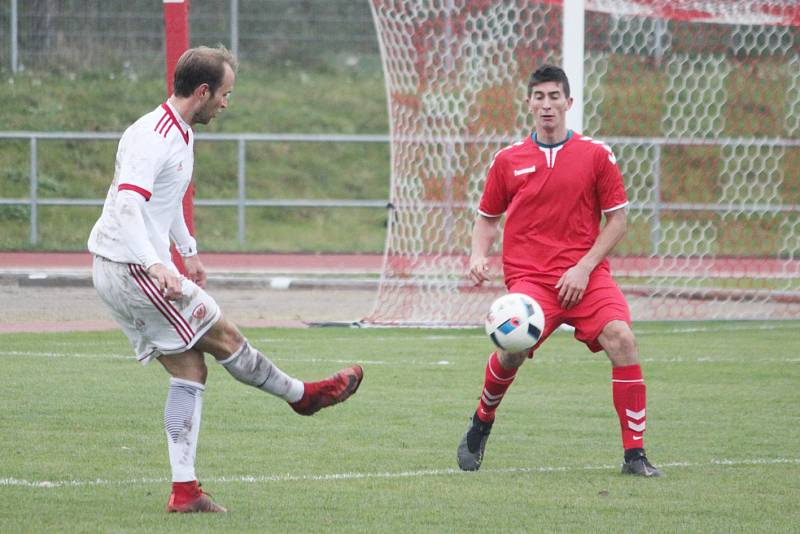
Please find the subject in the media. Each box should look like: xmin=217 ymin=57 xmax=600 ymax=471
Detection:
xmin=194 ymin=63 xmax=235 ymax=125
xmin=527 ymin=81 xmax=572 ymax=135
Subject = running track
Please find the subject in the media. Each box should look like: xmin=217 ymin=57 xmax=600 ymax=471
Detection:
xmin=0 ymin=251 xmax=384 ymax=274
xmin=2 ymin=252 xmax=796 ymax=277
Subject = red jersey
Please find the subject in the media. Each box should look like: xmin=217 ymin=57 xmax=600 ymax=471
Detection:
xmin=478 ymin=132 xmax=628 ymax=287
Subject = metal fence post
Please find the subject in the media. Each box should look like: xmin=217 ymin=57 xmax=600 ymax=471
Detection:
xmin=651 ymin=143 xmax=662 ymax=255
xmin=10 ymin=0 xmax=18 ymax=73
xmin=230 ymin=0 xmax=239 ymax=60
xmin=237 ymin=138 xmax=246 ymax=244
xmin=29 ymin=137 xmax=38 ymax=244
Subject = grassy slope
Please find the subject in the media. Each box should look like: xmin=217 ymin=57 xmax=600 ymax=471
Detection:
xmin=1 ymin=58 xmax=390 ymax=252
xmin=0 ymin=322 xmax=798 ymax=532
xmin=2 ymin=55 xmax=797 ymax=254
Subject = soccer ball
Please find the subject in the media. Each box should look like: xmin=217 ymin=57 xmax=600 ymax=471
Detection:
xmin=484 ymin=293 xmax=545 ymax=353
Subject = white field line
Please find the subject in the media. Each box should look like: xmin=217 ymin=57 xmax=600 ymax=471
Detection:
xmin=278 ymin=355 xmax=800 ymax=365
xmin=250 ymin=321 xmax=800 ymax=343
xmin=2 ymin=322 xmax=797 ymax=363
xmin=634 ymin=322 xmax=800 ymax=335
xmin=0 ymin=322 xmax=796 ymax=347
xmin=1 ymin=457 xmax=798 ymax=489
xmin=0 ymin=322 xmax=795 ymax=356
xmin=0 ymin=351 xmax=135 ymax=360
xmin=1 ymin=350 xmax=798 ymax=365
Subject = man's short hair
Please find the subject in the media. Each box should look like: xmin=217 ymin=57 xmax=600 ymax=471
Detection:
xmin=527 ymin=65 xmax=571 ymax=99
xmin=173 ymin=45 xmax=239 ymax=98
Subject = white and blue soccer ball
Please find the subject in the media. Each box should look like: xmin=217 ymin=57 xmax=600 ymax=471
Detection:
xmin=484 ymin=293 xmax=545 ymax=353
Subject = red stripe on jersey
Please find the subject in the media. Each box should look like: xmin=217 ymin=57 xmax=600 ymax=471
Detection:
xmin=158 ymin=117 xmax=172 ymax=137
xmin=160 ymin=103 xmax=190 ymax=145
xmin=128 ymin=264 xmax=195 ymax=345
xmin=154 ymin=112 xmax=169 ymax=135
xmin=118 ymin=183 xmax=152 ymax=201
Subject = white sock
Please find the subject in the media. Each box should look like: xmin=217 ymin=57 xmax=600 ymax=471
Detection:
xmin=164 ymin=377 xmax=204 ymax=483
xmin=218 ymin=341 xmax=304 ymax=403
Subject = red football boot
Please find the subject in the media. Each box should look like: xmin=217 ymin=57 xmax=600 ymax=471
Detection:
xmin=290 ymin=365 xmax=364 ymax=416
xmin=166 ymin=481 xmax=227 ymax=513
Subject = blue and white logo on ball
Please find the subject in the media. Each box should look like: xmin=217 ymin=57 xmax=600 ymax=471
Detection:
xmin=485 ymin=293 xmax=545 ymax=353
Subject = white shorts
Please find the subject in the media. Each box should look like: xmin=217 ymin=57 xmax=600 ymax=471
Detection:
xmin=92 ymin=255 xmax=221 ymax=365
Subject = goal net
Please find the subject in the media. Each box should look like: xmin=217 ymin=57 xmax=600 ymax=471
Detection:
xmin=364 ymin=0 xmax=800 ymax=325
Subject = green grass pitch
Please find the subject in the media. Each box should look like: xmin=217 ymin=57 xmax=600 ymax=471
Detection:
xmin=1 ymin=322 xmax=798 ymax=532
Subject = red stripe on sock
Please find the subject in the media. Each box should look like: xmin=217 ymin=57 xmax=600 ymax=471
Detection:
xmin=612 ymin=364 xmax=647 ymax=449
xmin=477 ymin=352 xmax=518 ymax=423
xmin=613 ymin=364 xmax=643 ymax=382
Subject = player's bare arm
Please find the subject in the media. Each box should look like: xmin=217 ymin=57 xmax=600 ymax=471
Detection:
xmin=170 ymin=201 xmax=203 ymax=286
xmin=146 ymin=263 xmax=183 ymax=300
xmin=556 ymin=206 xmax=628 ymax=309
xmin=469 ymin=214 xmax=501 ymax=285
xmin=182 ymin=254 xmax=207 ymax=288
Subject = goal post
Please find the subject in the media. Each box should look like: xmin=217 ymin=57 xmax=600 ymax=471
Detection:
xmin=563 ymin=0 xmax=586 ymax=132
xmin=365 ymin=0 xmax=800 ymax=325
xmin=163 ymin=0 xmax=193 ymax=274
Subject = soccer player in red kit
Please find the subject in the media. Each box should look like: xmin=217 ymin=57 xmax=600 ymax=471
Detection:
xmin=457 ymin=65 xmax=663 ymax=477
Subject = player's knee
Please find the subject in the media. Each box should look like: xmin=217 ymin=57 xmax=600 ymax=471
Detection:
xmin=178 ymin=363 xmax=208 ymax=384
xmin=219 ymin=317 xmax=245 ymax=349
xmin=498 ymin=349 xmax=528 ymax=369
xmin=199 ymin=316 xmax=245 ymax=358
xmin=600 ymin=321 xmax=637 ymax=360
xmin=173 ymin=364 xmax=208 ymax=384
xmin=159 ymin=350 xmax=208 ymax=384
xmin=196 ymin=363 xmax=209 ymax=384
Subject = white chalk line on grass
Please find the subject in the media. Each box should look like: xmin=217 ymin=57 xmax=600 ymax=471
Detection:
xmin=0 ymin=351 xmax=452 ymax=366
xmin=2 ymin=457 xmax=798 ymax=489
xmin=1 ymin=350 xmax=798 ymax=366
xmin=2 ymin=321 xmax=795 ymax=359
xmin=250 ymin=321 xmax=800 ymax=343
xmin=3 ymin=321 xmax=797 ymax=364
xmin=635 ymin=323 xmax=800 ymax=336
xmin=1 ymin=322 xmax=795 ymax=349
xmin=276 ymin=356 xmax=800 ymax=366
xmin=0 ymin=350 xmax=135 ymax=360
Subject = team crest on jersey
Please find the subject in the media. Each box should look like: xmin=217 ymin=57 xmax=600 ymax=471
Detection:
xmin=192 ymin=304 xmax=206 ymax=320
xmin=177 ymin=161 xmax=184 ymax=171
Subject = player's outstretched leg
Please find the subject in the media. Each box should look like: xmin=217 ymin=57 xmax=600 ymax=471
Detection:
xmin=291 ymin=365 xmax=364 ymax=416
xmin=167 ymin=481 xmax=227 ymax=513
xmin=621 ymin=448 xmax=665 ymax=477
xmin=218 ymin=340 xmax=362 ymax=414
xmin=457 ymin=411 xmax=493 ymax=471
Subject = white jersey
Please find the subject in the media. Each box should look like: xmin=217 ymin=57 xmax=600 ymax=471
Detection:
xmin=88 ymin=101 xmax=195 ymax=268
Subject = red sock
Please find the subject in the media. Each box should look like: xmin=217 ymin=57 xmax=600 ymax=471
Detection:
xmin=612 ymin=364 xmax=647 ymax=450
xmin=476 ymin=352 xmax=518 ymax=423
xmin=170 ymin=480 xmax=201 ymax=506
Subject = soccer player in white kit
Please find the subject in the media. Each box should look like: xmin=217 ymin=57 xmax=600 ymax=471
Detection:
xmin=88 ymin=45 xmax=363 ymax=513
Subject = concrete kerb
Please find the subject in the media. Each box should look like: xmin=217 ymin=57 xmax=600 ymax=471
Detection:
xmin=0 ymin=269 xmax=379 ymax=290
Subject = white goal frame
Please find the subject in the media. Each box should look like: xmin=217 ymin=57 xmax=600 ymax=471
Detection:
xmin=364 ymin=0 xmax=800 ymax=325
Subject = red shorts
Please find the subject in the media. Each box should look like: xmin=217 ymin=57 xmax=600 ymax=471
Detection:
xmin=509 ymin=272 xmax=631 ymax=353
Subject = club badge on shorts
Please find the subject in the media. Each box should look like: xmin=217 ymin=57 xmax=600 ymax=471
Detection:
xmin=192 ymin=303 xmax=207 ymax=320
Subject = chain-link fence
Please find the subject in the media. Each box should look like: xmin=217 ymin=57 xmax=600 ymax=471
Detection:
xmin=0 ymin=0 xmax=379 ymax=73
